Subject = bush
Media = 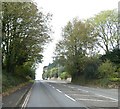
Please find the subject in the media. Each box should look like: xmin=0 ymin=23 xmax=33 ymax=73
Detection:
xmin=109 ymin=77 xmax=120 ymax=82
xmin=98 ymin=60 xmax=117 ymax=78
xmin=50 ymin=67 xmax=58 ymax=78
xmin=60 ymin=72 xmax=69 ymax=80
xmin=100 ymin=78 xmax=110 ymax=87
xmin=2 ymin=73 xmax=26 ymax=92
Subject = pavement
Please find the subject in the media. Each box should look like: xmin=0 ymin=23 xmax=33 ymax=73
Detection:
xmin=2 ymin=82 xmax=33 ymax=108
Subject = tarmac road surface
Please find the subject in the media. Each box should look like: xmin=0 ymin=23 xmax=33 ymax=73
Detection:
xmin=24 ymin=80 xmax=118 ymax=108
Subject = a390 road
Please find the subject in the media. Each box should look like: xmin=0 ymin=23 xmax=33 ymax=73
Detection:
xmin=22 ymin=80 xmax=118 ymax=108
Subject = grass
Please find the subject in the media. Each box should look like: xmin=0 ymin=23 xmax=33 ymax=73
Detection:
xmin=2 ymin=82 xmax=29 ymax=96
xmin=2 ymin=72 xmax=35 ymax=95
xmin=71 ymin=76 xmax=119 ymax=88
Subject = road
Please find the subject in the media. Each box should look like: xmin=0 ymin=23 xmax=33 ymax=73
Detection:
xmin=23 ymin=80 xmax=118 ymax=108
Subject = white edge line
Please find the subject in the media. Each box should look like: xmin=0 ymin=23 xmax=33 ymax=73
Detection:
xmin=95 ymin=94 xmax=118 ymax=101
xmin=21 ymin=91 xmax=30 ymax=108
xmin=56 ymin=89 xmax=62 ymax=93
xmin=76 ymin=98 xmax=117 ymax=102
xmin=65 ymin=94 xmax=76 ymax=102
xmin=78 ymin=88 xmax=118 ymax=102
xmin=15 ymin=89 xmax=27 ymax=106
xmin=21 ymin=83 xmax=34 ymax=109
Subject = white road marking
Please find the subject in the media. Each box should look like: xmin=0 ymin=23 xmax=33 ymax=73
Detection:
xmin=56 ymin=89 xmax=62 ymax=93
xmin=21 ymin=89 xmax=31 ymax=109
xmin=78 ymin=89 xmax=89 ymax=93
xmin=65 ymin=94 xmax=76 ymax=102
xmin=95 ymin=94 xmax=118 ymax=102
xmin=68 ymin=86 xmax=75 ymax=89
xmin=69 ymin=86 xmax=74 ymax=88
xmin=76 ymin=98 xmax=117 ymax=102
xmin=21 ymin=82 xmax=35 ymax=109
xmin=77 ymin=88 xmax=118 ymax=102
xmin=52 ymin=86 xmax=55 ymax=89
xmin=72 ymin=94 xmax=90 ymax=96
xmin=15 ymin=89 xmax=27 ymax=106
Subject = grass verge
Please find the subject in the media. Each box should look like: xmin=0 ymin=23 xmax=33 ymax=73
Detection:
xmin=2 ymin=73 xmax=35 ymax=96
xmin=71 ymin=76 xmax=119 ymax=88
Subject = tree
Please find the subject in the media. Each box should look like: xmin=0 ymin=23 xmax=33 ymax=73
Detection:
xmin=55 ymin=18 xmax=94 ymax=81
xmin=92 ymin=10 xmax=119 ymax=54
xmin=100 ymin=48 xmax=120 ymax=64
xmin=2 ymin=2 xmax=51 ymax=78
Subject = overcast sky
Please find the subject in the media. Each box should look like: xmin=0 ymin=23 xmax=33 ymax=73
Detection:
xmin=34 ymin=0 xmax=119 ymax=80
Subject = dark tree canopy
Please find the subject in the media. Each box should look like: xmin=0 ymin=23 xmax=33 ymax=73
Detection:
xmin=2 ymin=2 xmax=51 ymax=79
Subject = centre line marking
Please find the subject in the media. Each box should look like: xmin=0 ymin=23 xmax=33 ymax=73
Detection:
xmin=65 ymin=94 xmax=76 ymax=102
xmin=56 ymin=89 xmax=62 ymax=93
xmin=52 ymin=86 xmax=55 ymax=89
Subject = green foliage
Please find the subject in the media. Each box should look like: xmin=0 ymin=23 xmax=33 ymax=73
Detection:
xmin=109 ymin=78 xmax=120 ymax=82
xmin=42 ymin=60 xmax=66 ymax=79
xmin=98 ymin=60 xmax=117 ymax=78
xmin=100 ymin=48 xmax=120 ymax=64
xmin=54 ymin=9 xmax=119 ymax=88
xmin=92 ymin=9 xmax=118 ymax=53
xmin=55 ymin=18 xmax=94 ymax=81
xmin=15 ymin=64 xmax=35 ymax=80
xmin=2 ymin=71 xmax=27 ymax=92
xmin=60 ymin=72 xmax=69 ymax=80
xmin=84 ymin=58 xmax=100 ymax=79
xmin=100 ymin=78 xmax=110 ymax=87
xmin=50 ymin=67 xmax=58 ymax=78
xmin=2 ymin=2 xmax=51 ymax=84
xmin=42 ymin=63 xmax=59 ymax=79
